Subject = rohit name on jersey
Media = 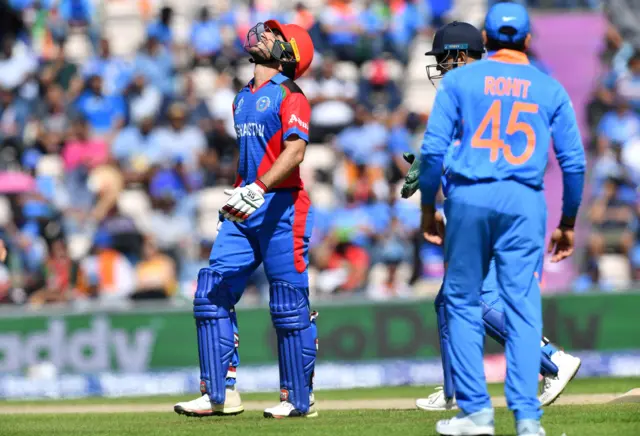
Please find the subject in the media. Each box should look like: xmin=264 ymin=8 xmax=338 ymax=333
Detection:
xmin=235 ymin=123 xmax=265 ymax=137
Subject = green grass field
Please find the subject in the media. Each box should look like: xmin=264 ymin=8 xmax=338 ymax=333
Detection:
xmin=1 ymin=377 xmax=639 ymax=436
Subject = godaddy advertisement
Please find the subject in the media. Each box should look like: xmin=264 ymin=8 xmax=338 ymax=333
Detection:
xmin=1 ymin=293 xmax=640 ymax=375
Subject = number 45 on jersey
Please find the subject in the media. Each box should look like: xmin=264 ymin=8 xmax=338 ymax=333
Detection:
xmin=471 ymin=100 xmax=539 ymax=166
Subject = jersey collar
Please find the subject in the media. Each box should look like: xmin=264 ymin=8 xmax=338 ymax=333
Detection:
xmin=487 ymin=49 xmax=530 ymax=65
xmin=248 ymin=72 xmax=289 ymax=93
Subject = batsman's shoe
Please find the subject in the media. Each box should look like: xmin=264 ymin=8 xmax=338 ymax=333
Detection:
xmin=539 ymin=351 xmax=581 ymax=406
xmin=436 ymin=408 xmax=495 ymax=436
xmin=263 ymin=393 xmax=318 ymax=418
xmin=174 ymin=388 xmax=244 ymax=417
xmin=416 ymin=386 xmax=458 ymax=411
xmin=516 ymin=419 xmax=546 ymax=436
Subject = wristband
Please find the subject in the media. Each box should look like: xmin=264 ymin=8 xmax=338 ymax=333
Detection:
xmin=559 ymin=216 xmax=575 ymax=230
xmin=255 ymin=179 xmax=268 ymax=193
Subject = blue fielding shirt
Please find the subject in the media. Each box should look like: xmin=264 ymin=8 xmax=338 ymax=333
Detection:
xmin=419 ymin=49 xmax=586 ymax=218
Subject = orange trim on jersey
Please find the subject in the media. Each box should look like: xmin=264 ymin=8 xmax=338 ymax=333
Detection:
xmin=291 ymin=190 xmax=311 ymax=273
xmin=488 ymin=49 xmax=530 ymax=65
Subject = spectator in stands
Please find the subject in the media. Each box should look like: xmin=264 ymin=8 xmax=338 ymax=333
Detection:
xmin=0 ymin=35 xmax=37 ymax=97
xmin=77 ymin=229 xmax=136 ymax=301
xmin=298 ymin=56 xmax=357 ymax=143
xmin=74 ymin=74 xmax=126 ymax=137
xmin=146 ymin=6 xmax=174 ymax=49
xmin=41 ymin=46 xmax=79 ymax=93
xmin=587 ymin=175 xmax=637 ymax=283
xmin=190 ymin=6 xmax=224 ymax=68
xmin=596 ymin=96 xmax=640 ymax=155
xmin=386 ymin=108 xmax=414 ymax=181
xmin=49 ymin=0 xmax=100 ymax=53
xmin=202 ymin=116 xmax=237 ymax=187
xmin=62 ymin=116 xmax=108 ymax=172
xmin=616 ymin=51 xmax=640 ymax=113
xmin=155 ymin=102 xmax=207 ymax=192
xmin=124 ymin=71 xmax=163 ymax=127
xmin=28 ymin=237 xmax=80 ymax=306
xmin=32 ymin=84 xmax=69 ymax=150
xmin=359 ymin=0 xmax=386 ymax=59
xmin=205 ymin=70 xmax=236 ymax=137
xmin=385 ymin=0 xmax=427 ymax=65
xmin=82 ymin=38 xmax=131 ymax=97
xmin=359 ymin=56 xmax=402 ymax=113
xmin=313 ymin=229 xmax=371 ymax=294
xmin=133 ymin=35 xmax=175 ymax=97
xmin=181 ymin=73 xmax=212 ymax=130
xmin=0 ymin=85 xmax=29 ymax=145
xmin=111 ymin=114 xmax=162 ymax=185
xmin=335 ymin=106 xmax=389 ymax=192
xmin=319 ymin=0 xmax=364 ymax=63
xmin=142 ymin=169 xmax=193 ymax=266
xmin=133 ymin=235 xmax=176 ymax=300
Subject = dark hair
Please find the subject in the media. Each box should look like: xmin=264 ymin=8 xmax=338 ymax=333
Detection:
xmin=485 ymin=37 xmax=526 ymax=52
xmin=468 ymin=50 xmax=484 ymax=60
xmin=629 ymin=51 xmax=640 ymax=65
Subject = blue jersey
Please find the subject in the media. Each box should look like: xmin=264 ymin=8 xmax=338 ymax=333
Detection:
xmin=232 ymin=73 xmax=311 ymax=189
xmin=420 ymin=50 xmax=586 ymax=217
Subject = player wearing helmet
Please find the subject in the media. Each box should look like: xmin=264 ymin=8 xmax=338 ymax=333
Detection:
xmin=174 ymin=20 xmax=318 ymax=419
xmin=401 ymin=21 xmax=581 ymax=414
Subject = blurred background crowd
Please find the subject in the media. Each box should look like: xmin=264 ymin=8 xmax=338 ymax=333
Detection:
xmin=0 ymin=0 xmax=636 ymax=308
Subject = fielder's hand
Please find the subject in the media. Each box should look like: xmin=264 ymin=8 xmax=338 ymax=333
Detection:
xmin=220 ymin=183 xmax=266 ymax=223
xmin=547 ymin=227 xmax=574 ymax=263
xmin=400 ymin=153 xmax=420 ymax=199
xmin=422 ymin=204 xmax=443 ymax=246
xmin=0 ymin=239 xmax=6 ymax=262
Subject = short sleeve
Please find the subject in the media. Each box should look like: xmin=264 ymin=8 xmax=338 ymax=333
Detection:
xmin=280 ymin=92 xmax=311 ymax=143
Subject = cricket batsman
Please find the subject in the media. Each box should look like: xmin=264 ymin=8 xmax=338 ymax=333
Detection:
xmin=418 ymin=3 xmax=586 ymax=436
xmin=401 ymin=21 xmax=581 ymax=413
xmin=174 ymin=20 xmax=318 ymax=419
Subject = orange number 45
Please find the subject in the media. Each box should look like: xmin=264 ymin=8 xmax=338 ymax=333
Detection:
xmin=471 ymin=100 xmax=538 ymax=165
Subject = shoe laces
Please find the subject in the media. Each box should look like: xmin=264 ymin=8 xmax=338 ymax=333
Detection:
xmin=427 ymin=386 xmax=444 ymax=403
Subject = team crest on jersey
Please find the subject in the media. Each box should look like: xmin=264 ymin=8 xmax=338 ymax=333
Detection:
xmin=256 ymin=96 xmax=270 ymax=112
xmin=235 ymin=97 xmax=244 ymax=114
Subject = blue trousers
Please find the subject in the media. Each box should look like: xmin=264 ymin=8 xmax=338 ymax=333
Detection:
xmin=443 ymin=180 xmax=545 ymax=422
xmin=207 ymin=189 xmax=314 ymax=385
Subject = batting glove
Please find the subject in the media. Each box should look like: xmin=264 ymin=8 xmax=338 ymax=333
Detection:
xmin=220 ymin=182 xmax=266 ymax=223
xmin=400 ymin=153 xmax=421 ymax=199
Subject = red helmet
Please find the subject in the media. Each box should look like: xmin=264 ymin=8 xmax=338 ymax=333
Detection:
xmin=265 ymin=20 xmax=314 ymax=80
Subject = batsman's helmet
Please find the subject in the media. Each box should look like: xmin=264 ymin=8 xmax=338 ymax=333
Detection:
xmin=425 ymin=21 xmax=484 ymax=85
xmin=245 ymin=20 xmax=314 ymax=80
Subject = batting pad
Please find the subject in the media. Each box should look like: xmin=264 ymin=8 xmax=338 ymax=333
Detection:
xmin=270 ymin=281 xmax=316 ymax=413
xmin=481 ymin=300 xmax=558 ymax=377
xmin=194 ymin=268 xmax=236 ymax=405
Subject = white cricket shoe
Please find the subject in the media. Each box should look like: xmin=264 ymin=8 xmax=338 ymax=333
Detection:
xmin=516 ymin=419 xmax=546 ymax=436
xmin=539 ymin=351 xmax=581 ymax=406
xmin=416 ymin=386 xmax=458 ymax=411
xmin=174 ymin=387 xmax=244 ymax=417
xmin=436 ymin=408 xmax=495 ymax=436
xmin=263 ymin=393 xmax=318 ymax=418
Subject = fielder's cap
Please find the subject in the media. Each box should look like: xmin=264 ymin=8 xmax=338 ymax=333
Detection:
xmin=484 ymin=2 xmax=530 ymax=44
xmin=425 ymin=21 xmax=484 ymax=56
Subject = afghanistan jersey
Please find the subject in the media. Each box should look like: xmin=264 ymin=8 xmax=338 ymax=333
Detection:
xmin=232 ymin=72 xmax=311 ymax=190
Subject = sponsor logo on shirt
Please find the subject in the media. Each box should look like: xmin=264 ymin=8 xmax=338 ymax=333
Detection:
xmin=235 ymin=123 xmax=265 ymax=137
xmin=288 ymin=114 xmax=309 ymax=131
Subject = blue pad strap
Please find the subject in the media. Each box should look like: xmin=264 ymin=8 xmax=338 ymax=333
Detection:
xmin=481 ymin=301 xmax=558 ymax=377
xmin=270 ymin=281 xmax=316 ymax=413
xmin=194 ymin=268 xmax=236 ymax=404
xmin=435 ymin=289 xmax=454 ymax=400
xmin=540 ymin=337 xmax=559 ymax=376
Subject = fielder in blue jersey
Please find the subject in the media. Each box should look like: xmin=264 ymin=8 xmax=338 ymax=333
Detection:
xmin=418 ymin=4 xmax=586 ymax=436
xmin=174 ymin=20 xmax=318 ymax=419
xmin=401 ymin=21 xmax=582 ymax=414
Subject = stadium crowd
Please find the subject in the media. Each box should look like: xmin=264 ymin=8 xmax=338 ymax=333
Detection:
xmin=0 ymin=0 xmax=635 ymax=308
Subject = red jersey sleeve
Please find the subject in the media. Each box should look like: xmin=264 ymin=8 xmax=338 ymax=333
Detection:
xmin=280 ymin=92 xmax=311 ymax=143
